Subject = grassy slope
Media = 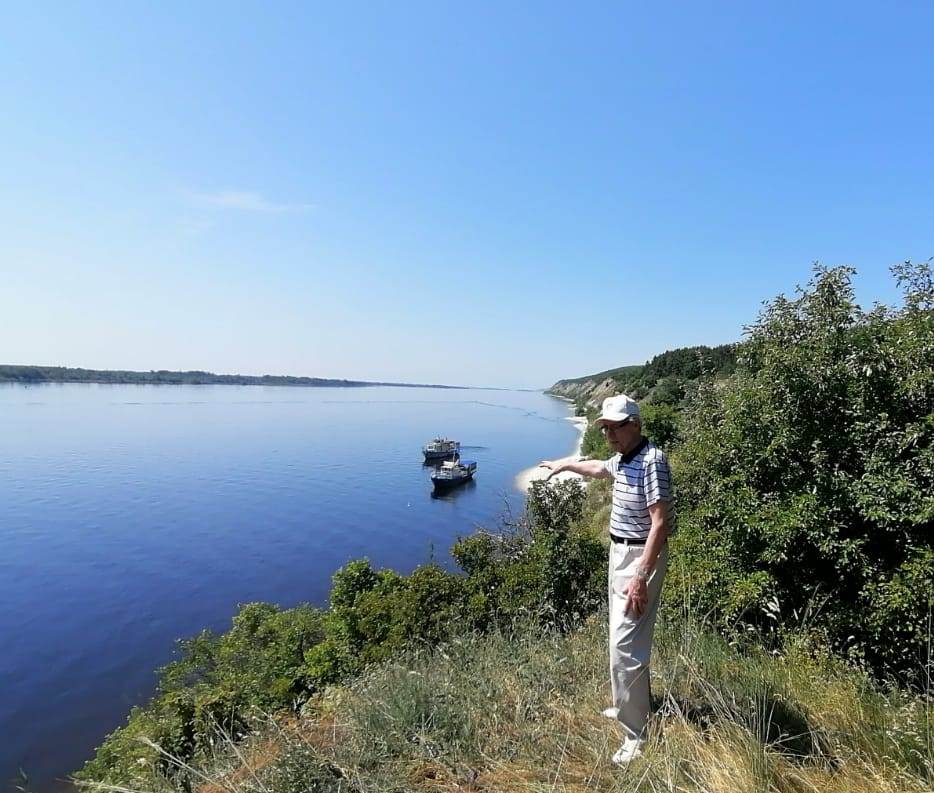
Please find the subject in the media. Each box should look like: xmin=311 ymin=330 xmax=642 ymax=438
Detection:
xmin=135 ymin=609 xmax=933 ymax=793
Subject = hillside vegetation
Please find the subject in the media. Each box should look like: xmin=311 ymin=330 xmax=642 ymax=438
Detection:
xmin=76 ymin=264 xmax=933 ymax=792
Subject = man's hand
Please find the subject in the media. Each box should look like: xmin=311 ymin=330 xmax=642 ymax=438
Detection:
xmin=624 ymin=575 xmax=648 ymax=618
xmin=538 ymin=460 xmax=564 ymax=481
xmin=538 ymin=458 xmax=611 ymax=481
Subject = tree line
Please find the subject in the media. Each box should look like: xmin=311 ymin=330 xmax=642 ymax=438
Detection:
xmin=0 ymin=365 xmax=461 ymax=389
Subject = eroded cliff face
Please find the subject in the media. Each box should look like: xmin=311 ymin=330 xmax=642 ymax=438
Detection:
xmin=547 ymin=345 xmax=738 ymax=412
xmin=546 ymin=376 xmax=619 ymax=409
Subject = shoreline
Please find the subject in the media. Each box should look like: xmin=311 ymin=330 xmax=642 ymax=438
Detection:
xmin=514 ymin=415 xmax=588 ymax=492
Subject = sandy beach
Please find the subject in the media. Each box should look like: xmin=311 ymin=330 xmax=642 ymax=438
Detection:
xmin=514 ymin=415 xmax=589 ymax=492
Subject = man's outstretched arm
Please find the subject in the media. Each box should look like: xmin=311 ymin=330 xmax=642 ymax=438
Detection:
xmin=539 ymin=457 xmax=612 ymax=480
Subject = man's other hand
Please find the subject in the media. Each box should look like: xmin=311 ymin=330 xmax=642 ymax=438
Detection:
xmin=624 ymin=576 xmax=648 ymax=618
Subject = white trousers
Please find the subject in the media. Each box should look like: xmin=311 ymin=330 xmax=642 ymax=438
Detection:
xmin=608 ymin=539 xmax=668 ymax=743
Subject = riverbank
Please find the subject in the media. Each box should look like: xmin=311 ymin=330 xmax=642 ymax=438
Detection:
xmin=514 ymin=415 xmax=588 ymax=491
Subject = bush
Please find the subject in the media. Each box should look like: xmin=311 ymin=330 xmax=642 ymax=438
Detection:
xmin=580 ymin=403 xmax=679 ymax=455
xmin=670 ymin=262 xmax=934 ymax=681
xmin=452 ymin=479 xmax=604 ymax=630
xmin=581 ymin=420 xmax=609 ymax=457
xmin=642 ymin=402 xmax=681 ymax=447
xmin=76 ymin=603 xmax=325 ymax=787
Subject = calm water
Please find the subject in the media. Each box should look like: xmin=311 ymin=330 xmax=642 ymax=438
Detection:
xmin=0 ymin=383 xmax=578 ymax=791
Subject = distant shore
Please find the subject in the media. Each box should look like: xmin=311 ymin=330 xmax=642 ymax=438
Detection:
xmin=0 ymin=364 xmax=468 ymax=390
xmin=514 ymin=415 xmax=588 ymax=492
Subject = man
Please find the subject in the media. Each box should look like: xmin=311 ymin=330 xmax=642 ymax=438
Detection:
xmin=540 ymin=394 xmax=673 ymax=765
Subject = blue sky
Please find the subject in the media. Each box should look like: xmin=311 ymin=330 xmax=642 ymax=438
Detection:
xmin=2 ymin=2 xmax=931 ymax=388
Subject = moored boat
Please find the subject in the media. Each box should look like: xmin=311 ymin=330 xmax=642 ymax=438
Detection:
xmin=430 ymin=459 xmax=477 ymax=491
xmin=422 ymin=437 xmax=460 ymax=460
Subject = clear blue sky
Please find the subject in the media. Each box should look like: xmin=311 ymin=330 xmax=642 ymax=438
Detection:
xmin=2 ymin=2 xmax=931 ymax=388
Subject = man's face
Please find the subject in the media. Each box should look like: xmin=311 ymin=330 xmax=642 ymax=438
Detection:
xmin=600 ymin=418 xmax=640 ymax=452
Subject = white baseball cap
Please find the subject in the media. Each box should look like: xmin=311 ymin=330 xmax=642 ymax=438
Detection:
xmin=593 ymin=394 xmax=640 ymax=427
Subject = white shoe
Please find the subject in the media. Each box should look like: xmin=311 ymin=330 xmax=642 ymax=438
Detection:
xmin=611 ymin=738 xmax=644 ymax=766
xmin=601 ymin=706 xmax=619 ymax=719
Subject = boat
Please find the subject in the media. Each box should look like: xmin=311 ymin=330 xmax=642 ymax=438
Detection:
xmin=430 ymin=459 xmax=477 ymax=491
xmin=422 ymin=437 xmax=461 ymax=460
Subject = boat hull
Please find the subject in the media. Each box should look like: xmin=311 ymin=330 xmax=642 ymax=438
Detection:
xmin=431 ymin=471 xmax=475 ymax=491
xmin=423 ymin=449 xmax=458 ymax=460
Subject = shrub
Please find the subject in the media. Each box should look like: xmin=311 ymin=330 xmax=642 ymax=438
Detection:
xmin=451 ymin=480 xmax=604 ymax=631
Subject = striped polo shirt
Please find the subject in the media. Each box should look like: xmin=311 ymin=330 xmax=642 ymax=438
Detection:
xmin=603 ymin=437 xmax=675 ymax=540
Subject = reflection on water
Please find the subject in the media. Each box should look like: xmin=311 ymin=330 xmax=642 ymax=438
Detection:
xmin=429 ymin=477 xmax=478 ymax=500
